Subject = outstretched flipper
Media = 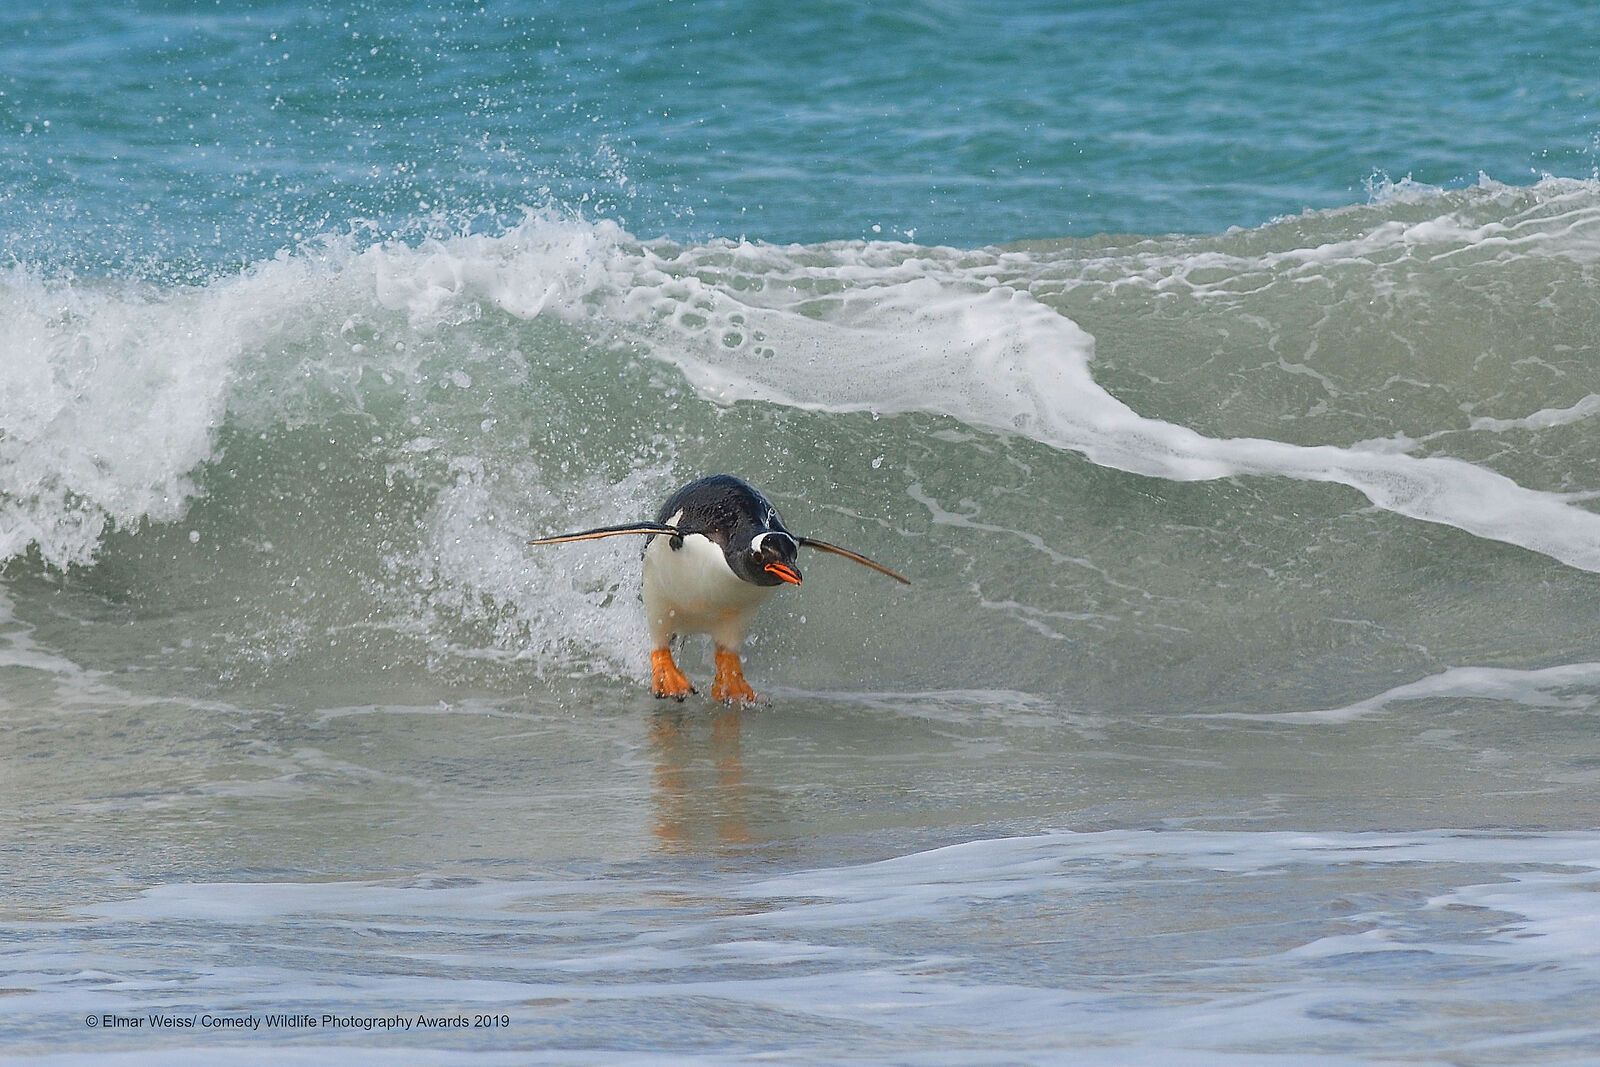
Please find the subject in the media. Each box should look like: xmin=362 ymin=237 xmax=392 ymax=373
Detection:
xmin=529 ymin=521 xmax=683 ymax=546
xmin=797 ymin=537 xmax=911 ymax=585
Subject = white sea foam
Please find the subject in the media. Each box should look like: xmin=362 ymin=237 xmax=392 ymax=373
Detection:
xmin=408 ymin=456 xmax=671 ymax=678
xmin=67 ymin=827 xmax=1600 ymax=962
xmin=5 ymin=183 xmax=1600 ymax=579
xmin=1469 ymin=393 xmax=1600 ymax=433
xmin=1219 ymin=661 xmax=1600 ymax=724
xmin=0 ymin=217 xmax=622 ymax=568
xmin=369 ymin=192 xmax=1600 ymax=574
xmin=594 ymin=246 xmax=1600 ymax=574
xmin=17 ymin=828 xmax=1600 ymax=1064
xmin=0 ymin=267 xmax=234 ymax=566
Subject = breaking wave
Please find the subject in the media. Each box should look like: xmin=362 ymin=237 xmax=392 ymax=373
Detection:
xmin=5 ymin=176 xmax=1600 ymax=704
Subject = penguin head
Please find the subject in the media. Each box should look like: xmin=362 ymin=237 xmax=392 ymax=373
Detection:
xmin=732 ymin=527 xmax=802 ymax=587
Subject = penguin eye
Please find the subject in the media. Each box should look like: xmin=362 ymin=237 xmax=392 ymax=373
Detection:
xmin=751 ymin=530 xmax=796 ymax=560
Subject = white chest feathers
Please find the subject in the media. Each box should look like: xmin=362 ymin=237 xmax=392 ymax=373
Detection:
xmin=642 ymin=532 xmax=776 ymax=648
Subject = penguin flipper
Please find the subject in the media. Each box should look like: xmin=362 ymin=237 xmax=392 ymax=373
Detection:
xmin=529 ymin=521 xmax=683 ymax=546
xmin=797 ymin=537 xmax=911 ymax=585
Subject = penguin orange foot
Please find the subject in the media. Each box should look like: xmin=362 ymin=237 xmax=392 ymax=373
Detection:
xmin=711 ymin=647 xmax=759 ymax=705
xmin=650 ymin=648 xmax=696 ymax=701
xmin=530 ymin=474 xmax=910 ymax=700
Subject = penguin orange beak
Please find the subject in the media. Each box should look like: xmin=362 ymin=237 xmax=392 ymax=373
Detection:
xmin=764 ymin=561 xmax=802 ymax=585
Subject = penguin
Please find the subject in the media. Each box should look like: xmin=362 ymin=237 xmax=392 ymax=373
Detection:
xmin=528 ymin=474 xmax=909 ymax=703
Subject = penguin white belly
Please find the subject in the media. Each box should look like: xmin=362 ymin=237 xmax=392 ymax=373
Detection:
xmin=643 ymin=533 xmax=774 ymax=649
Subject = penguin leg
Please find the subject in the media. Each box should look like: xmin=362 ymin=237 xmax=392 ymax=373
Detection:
xmin=711 ymin=647 xmax=759 ymax=705
xmin=650 ymin=647 xmax=696 ymax=700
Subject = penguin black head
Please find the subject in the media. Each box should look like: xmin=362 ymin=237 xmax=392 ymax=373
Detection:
xmin=731 ymin=526 xmax=802 ymax=587
xmin=650 ymin=474 xmax=805 ymax=588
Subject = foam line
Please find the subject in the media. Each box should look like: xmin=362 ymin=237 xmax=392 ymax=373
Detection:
xmin=609 ymin=267 xmax=1600 ymax=574
xmin=1470 ymin=394 xmax=1600 ymax=433
xmin=7 ymin=181 xmax=1600 ymax=578
xmin=1220 ymin=661 xmax=1600 ymax=724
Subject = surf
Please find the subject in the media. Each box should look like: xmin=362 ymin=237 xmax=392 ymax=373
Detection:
xmin=4 ymin=177 xmax=1600 ymax=699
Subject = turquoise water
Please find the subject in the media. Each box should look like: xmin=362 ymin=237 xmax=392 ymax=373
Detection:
xmin=5 ymin=0 xmax=1598 ymax=266
xmin=5 ymin=3 xmax=1600 ymax=1064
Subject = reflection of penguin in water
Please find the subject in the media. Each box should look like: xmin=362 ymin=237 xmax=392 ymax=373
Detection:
xmin=529 ymin=474 xmax=909 ymax=703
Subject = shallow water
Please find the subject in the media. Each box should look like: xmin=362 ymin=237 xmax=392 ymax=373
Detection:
xmin=6 ymin=673 xmax=1600 ymax=1063
xmin=6 ymin=1 xmax=1600 ymax=1063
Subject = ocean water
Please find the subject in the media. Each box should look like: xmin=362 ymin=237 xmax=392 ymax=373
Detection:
xmin=4 ymin=1 xmax=1600 ymax=1063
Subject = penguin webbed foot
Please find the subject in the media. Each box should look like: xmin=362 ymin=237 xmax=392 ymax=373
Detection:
xmin=650 ymin=648 xmax=696 ymax=701
xmin=712 ymin=648 xmax=760 ymax=706
xmin=712 ymin=678 xmax=759 ymax=705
